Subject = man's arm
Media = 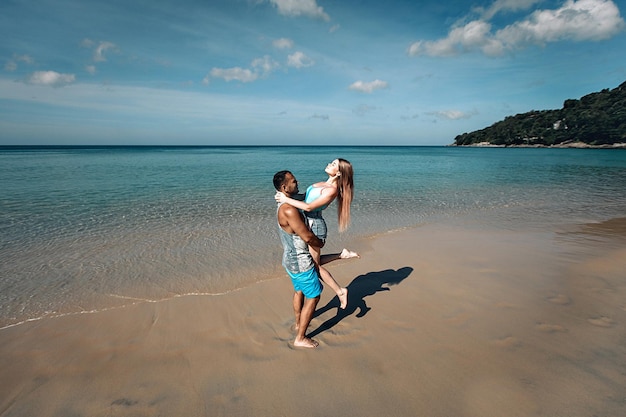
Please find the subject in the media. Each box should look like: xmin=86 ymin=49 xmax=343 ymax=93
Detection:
xmin=276 ymin=189 xmax=336 ymax=212
xmin=280 ymin=204 xmax=325 ymax=248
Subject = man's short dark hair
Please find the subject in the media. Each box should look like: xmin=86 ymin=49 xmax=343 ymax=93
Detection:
xmin=273 ymin=170 xmax=292 ymax=191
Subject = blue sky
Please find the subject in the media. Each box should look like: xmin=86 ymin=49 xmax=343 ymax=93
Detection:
xmin=1 ymin=0 xmax=625 ymax=145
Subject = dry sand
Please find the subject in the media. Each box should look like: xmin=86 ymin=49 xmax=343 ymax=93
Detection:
xmin=1 ymin=220 xmax=625 ymax=417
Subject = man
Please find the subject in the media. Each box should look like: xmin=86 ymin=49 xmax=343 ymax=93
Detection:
xmin=273 ymin=170 xmax=325 ymax=349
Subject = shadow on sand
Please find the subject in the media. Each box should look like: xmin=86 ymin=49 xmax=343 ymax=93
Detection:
xmin=309 ymin=266 xmax=413 ymax=338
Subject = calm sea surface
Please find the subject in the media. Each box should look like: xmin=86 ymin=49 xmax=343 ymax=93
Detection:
xmin=1 ymin=146 xmax=625 ymax=328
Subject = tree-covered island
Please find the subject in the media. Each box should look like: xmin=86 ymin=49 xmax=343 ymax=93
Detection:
xmin=452 ymin=80 xmax=626 ymax=148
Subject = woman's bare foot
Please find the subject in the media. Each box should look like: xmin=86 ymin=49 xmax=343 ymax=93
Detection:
xmin=294 ymin=337 xmax=319 ymax=348
xmin=338 ymin=287 xmax=348 ymax=309
xmin=340 ymin=248 xmax=360 ymax=259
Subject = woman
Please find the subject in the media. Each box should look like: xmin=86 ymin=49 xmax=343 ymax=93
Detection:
xmin=275 ymin=158 xmax=358 ymax=309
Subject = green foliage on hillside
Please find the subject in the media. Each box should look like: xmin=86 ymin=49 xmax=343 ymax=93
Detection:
xmin=454 ymin=81 xmax=626 ymax=146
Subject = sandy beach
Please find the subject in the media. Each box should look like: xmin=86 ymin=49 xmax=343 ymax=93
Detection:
xmin=1 ymin=219 xmax=625 ymax=417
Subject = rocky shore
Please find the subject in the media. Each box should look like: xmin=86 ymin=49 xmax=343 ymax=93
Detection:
xmin=451 ymin=141 xmax=626 ymax=149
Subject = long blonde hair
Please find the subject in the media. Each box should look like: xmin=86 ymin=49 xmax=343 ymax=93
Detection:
xmin=336 ymin=158 xmax=354 ymax=232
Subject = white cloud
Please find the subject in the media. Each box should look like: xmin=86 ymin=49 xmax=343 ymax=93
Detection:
xmin=427 ymin=110 xmax=476 ymax=120
xmin=82 ymin=39 xmax=118 ymax=62
xmin=287 ymin=51 xmax=314 ymax=68
xmin=16 ymin=54 xmax=34 ymax=64
xmin=85 ymin=65 xmax=96 ymax=75
xmin=251 ymin=55 xmax=280 ymax=75
xmin=93 ymin=41 xmax=117 ymax=62
xmin=209 ymin=56 xmax=279 ymax=83
xmin=348 ymin=79 xmax=389 ymax=93
xmin=408 ymin=20 xmax=495 ymax=57
xmin=408 ymin=0 xmax=625 ymax=57
xmin=5 ymin=61 xmax=17 ymax=72
xmin=5 ymin=54 xmax=34 ymax=72
xmin=273 ymin=38 xmax=294 ymax=49
xmin=476 ymin=0 xmax=543 ymax=20
xmin=25 ymin=71 xmax=76 ymax=87
xmin=268 ymin=0 xmax=330 ymax=21
xmin=210 ymin=67 xmax=258 ymax=83
xmin=497 ymin=0 xmax=625 ymax=44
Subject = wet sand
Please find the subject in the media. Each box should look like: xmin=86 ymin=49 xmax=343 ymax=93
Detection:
xmin=1 ymin=220 xmax=625 ymax=417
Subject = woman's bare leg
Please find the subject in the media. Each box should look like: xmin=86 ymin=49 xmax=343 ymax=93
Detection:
xmin=309 ymin=245 xmax=348 ymax=309
xmin=320 ymin=248 xmax=360 ymax=266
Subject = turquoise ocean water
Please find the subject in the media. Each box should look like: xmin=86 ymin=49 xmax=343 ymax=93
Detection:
xmin=1 ymin=146 xmax=625 ymax=328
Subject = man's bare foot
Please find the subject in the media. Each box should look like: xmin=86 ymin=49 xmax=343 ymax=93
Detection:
xmin=338 ymin=287 xmax=348 ymax=309
xmin=340 ymin=248 xmax=360 ymax=259
xmin=294 ymin=337 xmax=319 ymax=348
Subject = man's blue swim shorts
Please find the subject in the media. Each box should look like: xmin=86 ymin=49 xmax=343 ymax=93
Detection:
xmin=286 ymin=267 xmax=322 ymax=299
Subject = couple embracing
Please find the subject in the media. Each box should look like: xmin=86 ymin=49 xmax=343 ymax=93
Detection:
xmin=274 ymin=158 xmax=358 ymax=348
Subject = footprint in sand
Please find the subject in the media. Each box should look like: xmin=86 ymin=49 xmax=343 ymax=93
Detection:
xmin=316 ymin=322 xmax=365 ymax=347
xmin=536 ymin=322 xmax=568 ymax=333
xmin=547 ymin=294 xmax=571 ymax=305
xmin=587 ymin=316 xmax=615 ymax=328
xmin=232 ymin=317 xmax=283 ymax=360
xmin=494 ymin=336 xmax=521 ymax=350
xmin=111 ymin=398 xmax=138 ymax=407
